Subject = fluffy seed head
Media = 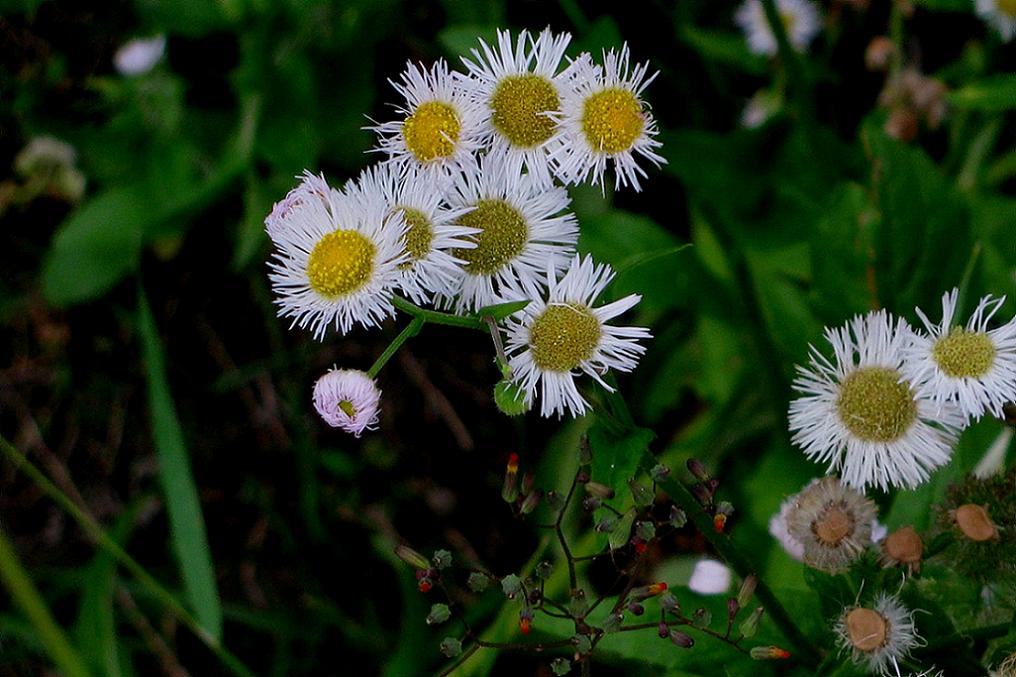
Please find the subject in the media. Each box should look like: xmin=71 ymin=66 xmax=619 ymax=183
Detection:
xmin=785 ymin=476 xmax=877 ymax=573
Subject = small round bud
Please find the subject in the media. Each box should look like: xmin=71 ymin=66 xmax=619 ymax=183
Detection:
xmin=687 ymin=458 xmax=710 ymax=481
xmin=584 ymin=482 xmax=615 ymax=500
xmin=865 ymin=36 xmax=895 ymax=71
xmin=467 ymin=572 xmax=490 ymax=592
xmin=519 ymin=606 xmax=534 ymax=635
xmin=535 ymin=561 xmax=554 ymax=580
xmin=635 ymin=520 xmax=656 ymax=541
xmin=395 ymin=545 xmax=430 ymax=570
xmin=418 ymin=577 xmax=433 ymax=593
xmin=627 ymin=600 xmax=645 ymax=616
xmin=527 ymin=589 xmax=543 ymax=605
xmin=845 ymin=607 xmax=888 ymax=652
xmin=494 ymin=379 xmax=529 ymax=416
xmin=571 ymin=632 xmax=592 ymax=655
xmin=432 ymin=549 xmax=453 ymax=570
xmin=953 ymin=504 xmax=998 ymax=542
xmin=660 ymin=591 xmax=680 ymax=614
xmin=750 ymin=646 xmax=791 ymax=660
xmin=440 ymin=637 xmax=462 ymax=657
xmin=427 ymin=603 xmax=451 ymax=626
xmin=595 ymin=515 xmax=617 ymax=533
xmin=602 ymin=612 xmax=623 ymax=633
xmin=669 ymin=506 xmax=687 ymax=528
xmin=650 ymin=464 xmax=671 ymax=482
xmin=569 ymin=588 xmax=588 ymax=616
xmin=668 ymin=630 xmax=695 ymax=648
xmin=692 ymin=607 xmax=711 ymax=628
xmin=628 ymin=479 xmax=654 ymax=508
xmin=550 ymin=657 xmax=572 ymax=675
xmin=658 ymin=621 xmax=670 ymax=638
xmin=501 ymin=573 xmax=523 ymax=599
xmin=582 ymin=497 xmax=602 ymax=511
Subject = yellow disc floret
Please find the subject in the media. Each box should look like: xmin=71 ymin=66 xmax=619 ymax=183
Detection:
xmin=932 ymin=328 xmax=996 ymax=378
xmin=581 ymin=88 xmax=644 ymax=154
xmin=402 ymin=101 xmax=461 ymax=162
xmin=396 ymin=207 xmax=432 ymax=269
xmin=490 ymin=74 xmax=560 ymax=148
xmin=454 ymin=199 xmax=528 ymax=275
xmin=836 ymin=367 xmax=917 ymax=442
xmin=306 ymin=230 xmax=375 ymax=298
xmin=529 ymin=304 xmax=602 ymax=372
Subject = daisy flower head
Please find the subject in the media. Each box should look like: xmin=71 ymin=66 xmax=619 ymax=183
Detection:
xmin=371 ymin=59 xmax=484 ymax=177
xmin=343 ymin=162 xmax=477 ymax=304
xmin=458 ymin=27 xmax=578 ymax=186
xmin=788 ymin=310 xmax=964 ymax=491
xmin=312 ymin=368 xmax=381 ymax=436
xmin=783 ymin=476 xmax=878 ymax=573
xmin=548 ymin=44 xmax=664 ymax=192
xmin=268 ymin=178 xmax=409 ymax=339
xmin=439 ymin=151 xmax=578 ymax=313
xmin=977 ymin=0 xmax=1016 ymax=41
xmin=503 ymin=254 xmax=651 ymax=418
xmin=264 ymin=170 xmax=335 ymax=243
xmin=735 ymin=0 xmax=822 ymax=57
xmin=903 ymin=288 xmax=1016 ymax=421
xmin=834 ymin=592 xmax=923 ymax=677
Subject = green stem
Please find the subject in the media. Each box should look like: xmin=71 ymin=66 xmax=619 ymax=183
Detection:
xmin=0 ymin=436 xmax=257 ymax=677
xmin=393 ymin=295 xmax=485 ymax=330
xmin=0 ymin=528 xmax=94 ymax=677
xmin=759 ymin=0 xmax=811 ymax=117
xmin=367 ymin=316 xmax=425 ymax=378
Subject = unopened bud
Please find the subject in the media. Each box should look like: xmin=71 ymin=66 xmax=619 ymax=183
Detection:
xmin=427 ymin=603 xmax=451 ymax=625
xmin=865 ymin=36 xmax=895 ymax=71
xmin=603 ymin=612 xmax=624 ymax=633
xmin=595 ymin=515 xmax=617 ymax=533
xmin=502 ymin=453 xmax=520 ymax=503
xmin=953 ymin=504 xmax=998 ymax=542
xmin=669 ymin=630 xmax=695 ymax=648
xmin=885 ymin=107 xmax=919 ymax=142
xmin=727 ymin=597 xmax=740 ymax=622
xmin=494 ymin=379 xmax=529 ymax=416
xmin=576 ymin=470 xmax=590 ymax=483
xmin=740 ymin=606 xmax=764 ymax=638
xmin=550 ymin=657 xmax=572 ymax=675
xmin=632 ymin=582 xmax=669 ymax=601
xmin=635 ymin=520 xmax=656 ymax=541
xmin=467 ymin=572 xmax=490 ymax=592
xmin=501 ymin=573 xmax=522 ymax=599
xmin=650 ymin=464 xmax=671 ymax=482
xmin=569 ymin=588 xmax=588 ymax=616
xmin=520 ymin=488 xmax=543 ymax=515
xmin=658 ymin=621 xmax=670 ymax=638
xmin=535 ymin=561 xmax=553 ymax=580
xmin=693 ymin=607 xmax=711 ymax=628
xmin=395 ymin=545 xmax=430 ymax=570
xmin=686 ymin=458 xmax=710 ymax=481
xmin=660 ymin=591 xmax=680 ymax=614
xmin=521 ymin=472 xmax=535 ymax=497
xmin=582 ymin=497 xmax=601 ymax=511
xmin=628 ymin=479 xmax=654 ymax=508
xmin=527 ymin=589 xmax=542 ymax=605
xmin=440 ymin=636 xmax=462 ymax=657
xmin=584 ymin=481 xmax=615 ymax=500
xmin=519 ymin=606 xmax=534 ymax=635
xmin=579 ymin=436 xmax=592 ymax=465
xmin=736 ymin=574 xmax=757 ymax=608
xmin=418 ymin=577 xmax=433 ymax=593
xmin=691 ymin=482 xmax=713 ymax=506
xmin=750 ymin=646 xmax=791 ymax=660
xmin=669 ymin=506 xmax=687 ymax=528
xmin=627 ymin=600 xmax=645 ymax=615
xmin=432 ymin=549 xmax=452 ymax=570
xmin=571 ymin=632 xmax=592 ymax=655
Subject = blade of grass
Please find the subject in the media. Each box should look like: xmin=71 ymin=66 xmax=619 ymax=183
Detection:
xmin=137 ymin=285 xmax=223 ymax=641
xmin=0 ymin=434 xmax=257 ymax=677
xmin=0 ymin=527 xmax=94 ymax=677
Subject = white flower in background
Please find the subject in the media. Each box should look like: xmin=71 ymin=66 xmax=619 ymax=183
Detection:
xmin=835 ymin=593 xmax=924 ymax=677
xmin=503 ymin=255 xmax=650 ymax=418
xmin=438 ymin=151 xmax=578 ymax=313
xmin=370 ymin=59 xmax=484 ymax=177
xmin=687 ymin=558 xmax=731 ymax=595
xmin=548 ymin=44 xmax=664 ymax=192
xmin=973 ymin=426 xmax=1012 ymax=479
xmin=458 ymin=28 xmax=579 ymax=186
xmin=781 ymin=477 xmax=878 ymax=573
xmin=343 ymin=163 xmax=477 ymax=304
xmin=768 ymin=494 xmax=807 ymax=561
xmin=114 ymin=34 xmax=167 ymax=76
xmin=903 ymin=288 xmax=1016 ymax=421
xmin=312 ymin=368 xmax=381 ymax=436
xmin=735 ymin=0 xmax=821 ymax=56
xmin=741 ymin=89 xmax=783 ymax=129
xmin=788 ymin=310 xmax=964 ymax=491
xmin=268 ymin=176 xmax=408 ymax=338
xmin=976 ymin=0 xmax=1016 ymax=41
xmin=264 ymin=171 xmax=335 ymax=243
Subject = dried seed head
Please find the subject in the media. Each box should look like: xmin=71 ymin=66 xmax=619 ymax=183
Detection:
xmin=953 ymin=503 xmax=999 ymax=542
xmin=845 ymin=607 xmax=888 ymax=653
xmin=882 ymin=525 xmax=923 ymax=569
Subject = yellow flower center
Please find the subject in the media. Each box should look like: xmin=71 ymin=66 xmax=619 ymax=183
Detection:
xmin=489 ymin=74 xmax=560 ymax=148
xmin=305 ymin=230 xmax=375 ymax=298
xmin=998 ymin=0 xmax=1016 ymax=17
xmin=836 ymin=367 xmax=917 ymax=442
xmin=402 ymin=101 xmax=461 ymax=162
xmin=529 ymin=304 xmax=602 ymax=372
xmin=812 ymin=505 xmax=854 ymax=547
xmin=338 ymin=400 xmax=356 ymax=417
xmin=581 ymin=88 xmax=644 ymax=154
xmin=845 ymin=608 xmax=888 ymax=653
xmin=396 ymin=207 xmax=432 ymax=269
xmin=932 ymin=328 xmax=996 ymax=378
xmin=453 ymin=199 xmax=528 ymax=275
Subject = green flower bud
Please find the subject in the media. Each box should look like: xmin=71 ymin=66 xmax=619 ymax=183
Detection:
xmin=427 ymin=603 xmax=451 ymax=625
xmin=440 ymin=637 xmax=462 ymax=657
xmin=501 ymin=573 xmax=522 ymax=599
xmin=432 ymin=549 xmax=452 ymax=570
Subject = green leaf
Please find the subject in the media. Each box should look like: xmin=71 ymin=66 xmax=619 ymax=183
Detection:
xmin=679 ymin=26 xmax=768 ymax=74
xmin=949 ymin=75 xmax=1016 ymax=111
xmin=42 ymin=187 xmax=149 ymax=306
xmin=588 ymin=420 xmax=655 ymax=495
xmin=473 ymin=299 xmax=529 ymax=320
xmin=137 ymin=287 xmax=223 ymax=641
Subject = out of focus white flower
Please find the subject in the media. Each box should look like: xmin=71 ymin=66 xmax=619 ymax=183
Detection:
xmin=687 ymin=558 xmax=731 ymax=595
xmin=976 ymin=0 xmax=1016 ymax=42
xmin=735 ymin=0 xmax=821 ymax=56
xmin=114 ymin=35 xmax=167 ymax=76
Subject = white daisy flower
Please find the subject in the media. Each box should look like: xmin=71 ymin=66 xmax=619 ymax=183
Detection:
xmin=903 ymin=288 xmax=1016 ymax=421
xmin=268 ymin=176 xmax=408 ymax=339
xmin=265 ymin=170 xmax=335 ymax=244
xmin=343 ymin=162 xmax=477 ymax=304
xmin=370 ymin=59 xmax=484 ymax=177
xmin=788 ymin=310 xmax=964 ymax=491
xmin=439 ymin=152 xmax=578 ymax=313
xmin=547 ymin=44 xmax=664 ymax=192
xmin=977 ymin=0 xmax=1016 ymax=41
xmin=834 ymin=592 xmax=924 ymax=677
xmin=783 ymin=476 xmax=878 ymax=573
xmin=503 ymin=255 xmax=650 ymax=418
xmin=458 ymin=27 xmax=579 ymax=186
xmin=114 ymin=34 xmax=166 ymax=76
xmin=735 ymin=0 xmax=821 ymax=57
xmin=312 ymin=368 xmax=381 ymax=436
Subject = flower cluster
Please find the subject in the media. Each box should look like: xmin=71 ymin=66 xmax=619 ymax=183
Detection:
xmin=264 ymin=28 xmax=661 ymax=430
xmin=788 ymin=290 xmax=1016 ymax=491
